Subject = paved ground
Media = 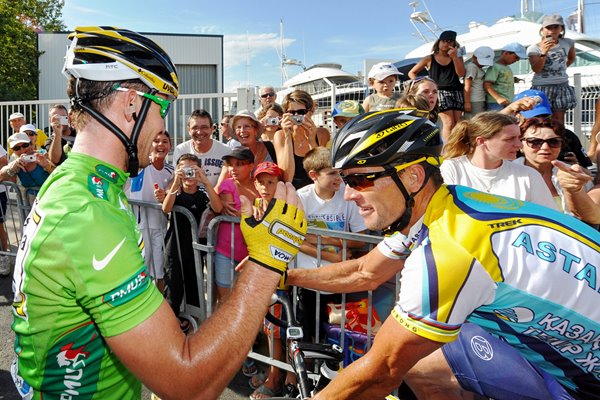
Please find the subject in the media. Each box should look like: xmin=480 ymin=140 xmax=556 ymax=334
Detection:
xmin=0 ymin=271 xmax=257 ymax=400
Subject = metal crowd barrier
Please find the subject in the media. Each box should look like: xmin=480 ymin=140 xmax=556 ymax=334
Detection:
xmin=200 ymin=215 xmax=392 ymax=374
xmin=0 ymin=181 xmax=34 ymax=260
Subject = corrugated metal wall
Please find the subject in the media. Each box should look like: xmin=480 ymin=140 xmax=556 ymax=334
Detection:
xmin=37 ymin=32 xmax=224 ymax=101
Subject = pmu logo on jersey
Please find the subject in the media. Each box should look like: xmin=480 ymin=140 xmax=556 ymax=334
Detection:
xmin=95 ymin=164 xmax=119 ymax=183
xmin=43 ymin=323 xmax=102 ymax=399
xmin=87 ymin=174 xmax=108 ymax=200
xmin=103 ymin=267 xmax=150 ymax=306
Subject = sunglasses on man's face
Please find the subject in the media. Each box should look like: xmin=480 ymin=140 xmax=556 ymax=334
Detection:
xmin=260 ymin=92 xmax=275 ymax=99
xmin=12 ymin=143 xmax=30 ymax=151
xmin=341 ymin=157 xmax=433 ymax=191
xmin=522 ymin=137 xmax=563 ymax=149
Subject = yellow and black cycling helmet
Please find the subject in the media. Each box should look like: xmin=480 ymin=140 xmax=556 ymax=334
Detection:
xmin=63 ymin=26 xmax=179 ymax=99
xmin=62 ymin=27 xmax=179 ymax=176
xmin=331 ymin=108 xmax=442 ymax=170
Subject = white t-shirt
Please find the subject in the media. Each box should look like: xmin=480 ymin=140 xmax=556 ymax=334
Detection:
xmin=296 ymin=183 xmax=366 ymax=270
xmin=440 ymin=155 xmax=557 ymax=209
xmin=126 ymin=162 xmax=174 ymax=229
xmin=172 ymin=140 xmax=229 ymax=186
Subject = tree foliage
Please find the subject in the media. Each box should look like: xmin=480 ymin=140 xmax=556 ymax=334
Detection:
xmin=0 ymin=0 xmax=66 ymax=101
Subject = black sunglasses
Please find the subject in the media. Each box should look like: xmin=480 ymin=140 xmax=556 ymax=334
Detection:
xmin=260 ymin=92 xmax=275 ymax=99
xmin=522 ymin=137 xmax=563 ymax=149
xmin=341 ymin=158 xmax=433 ymax=190
xmin=12 ymin=143 xmax=30 ymax=151
xmin=341 ymin=169 xmax=397 ymax=190
xmin=288 ymin=109 xmax=308 ymax=116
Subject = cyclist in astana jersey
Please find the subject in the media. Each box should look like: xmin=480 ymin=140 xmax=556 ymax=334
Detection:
xmin=286 ymin=109 xmax=599 ymax=400
xmin=11 ymin=26 xmax=307 ymax=399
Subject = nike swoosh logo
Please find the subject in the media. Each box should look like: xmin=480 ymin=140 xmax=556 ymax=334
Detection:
xmin=92 ymin=238 xmax=127 ymax=271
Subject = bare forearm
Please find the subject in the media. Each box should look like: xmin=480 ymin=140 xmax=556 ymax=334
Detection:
xmin=564 ymin=187 xmax=600 ymax=224
xmin=48 ymin=134 xmax=63 ymax=164
xmin=274 ymin=131 xmax=294 ymax=182
xmin=288 ymin=251 xmax=399 ymax=293
xmin=111 ymin=263 xmax=280 ymax=399
xmin=183 ymin=264 xmax=279 ymax=397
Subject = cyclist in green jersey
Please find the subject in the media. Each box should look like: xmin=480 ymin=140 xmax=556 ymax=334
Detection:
xmin=11 ymin=26 xmax=306 ymax=399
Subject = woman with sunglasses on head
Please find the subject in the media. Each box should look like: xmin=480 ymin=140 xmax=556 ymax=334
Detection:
xmin=408 ymin=30 xmax=465 ymax=142
xmin=526 ymin=15 xmax=576 ymax=125
xmin=402 ymin=77 xmax=439 ymax=123
xmin=273 ymin=89 xmax=330 ymax=189
xmin=515 ymin=117 xmax=592 ymax=213
xmin=441 ymin=112 xmax=557 ymax=209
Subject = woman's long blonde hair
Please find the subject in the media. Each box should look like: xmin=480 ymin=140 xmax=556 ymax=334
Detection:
xmin=444 ymin=112 xmax=518 ymax=158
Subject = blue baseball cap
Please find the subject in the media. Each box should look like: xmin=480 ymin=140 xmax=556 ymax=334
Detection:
xmin=513 ymin=89 xmax=552 ymax=118
xmin=501 ymin=42 xmax=527 ymax=59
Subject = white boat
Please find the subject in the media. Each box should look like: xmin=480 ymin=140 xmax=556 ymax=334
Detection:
xmin=277 ymin=63 xmax=366 ymax=126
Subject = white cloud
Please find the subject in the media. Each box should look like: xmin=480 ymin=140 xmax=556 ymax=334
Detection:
xmin=224 ymin=33 xmax=294 ymax=68
xmin=192 ymin=25 xmax=218 ymax=34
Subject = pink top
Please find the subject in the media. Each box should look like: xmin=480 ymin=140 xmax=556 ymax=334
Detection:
xmin=215 ymin=178 xmax=248 ymax=260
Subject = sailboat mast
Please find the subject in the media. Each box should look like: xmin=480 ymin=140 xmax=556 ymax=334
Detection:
xmin=578 ymin=0 xmax=585 ymax=33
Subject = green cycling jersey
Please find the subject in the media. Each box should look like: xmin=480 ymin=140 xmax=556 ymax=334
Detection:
xmin=11 ymin=152 xmax=164 ymax=399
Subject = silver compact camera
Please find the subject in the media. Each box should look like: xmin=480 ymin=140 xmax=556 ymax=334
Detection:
xmin=292 ymin=115 xmax=304 ymax=125
xmin=22 ymin=154 xmax=36 ymax=162
xmin=266 ymin=117 xmax=280 ymax=126
xmin=183 ymin=167 xmax=195 ymax=178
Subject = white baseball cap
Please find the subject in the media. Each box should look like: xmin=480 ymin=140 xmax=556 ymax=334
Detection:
xmin=19 ymin=124 xmax=37 ymax=134
xmin=368 ymin=62 xmax=402 ymax=81
xmin=9 ymin=112 xmax=24 ymax=121
xmin=8 ymin=133 xmax=31 ymax=149
xmin=473 ymin=46 xmax=495 ymax=67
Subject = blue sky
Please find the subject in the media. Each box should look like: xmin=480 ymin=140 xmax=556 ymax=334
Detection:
xmin=61 ymin=0 xmax=598 ymax=91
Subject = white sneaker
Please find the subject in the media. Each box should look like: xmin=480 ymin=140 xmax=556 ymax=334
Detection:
xmin=0 ymin=256 xmax=11 ymax=276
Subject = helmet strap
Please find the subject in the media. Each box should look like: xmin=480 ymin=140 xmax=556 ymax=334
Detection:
xmin=384 ymin=167 xmax=431 ymax=234
xmin=71 ymin=87 xmax=155 ymax=177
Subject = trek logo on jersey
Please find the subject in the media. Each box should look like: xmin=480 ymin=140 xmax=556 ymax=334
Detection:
xmin=103 ymin=267 xmax=150 ymax=306
xmin=87 ymin=174 xmax=108 ymax=200
xmin=95 ymin=164 xmax=119 ymax=183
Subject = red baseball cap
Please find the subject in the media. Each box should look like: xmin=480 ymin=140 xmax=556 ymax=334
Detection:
xmin=253 ymin=162 xmax=282 ymax=179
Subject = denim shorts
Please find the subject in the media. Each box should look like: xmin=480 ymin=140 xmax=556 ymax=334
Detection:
xmin=214 ymin=252 xmax=240 ymax=288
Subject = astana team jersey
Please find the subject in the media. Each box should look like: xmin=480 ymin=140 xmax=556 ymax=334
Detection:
xmin=382 ymin=185 xmax=600 ymax=397
xmin=11 ymin=153 xmax=164 ymax=399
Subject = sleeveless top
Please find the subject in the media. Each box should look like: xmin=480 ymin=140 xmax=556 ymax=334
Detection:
xmin=429 ymin=55 xmax=463 ymax=90
xmin=291 ymin=136 xmax=321 ymax=190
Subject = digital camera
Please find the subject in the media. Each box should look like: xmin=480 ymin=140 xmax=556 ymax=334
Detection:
xmin=183 ymin=167 xmax=195 ymax=178
xmin=292 ymin=115 xmax=304 ymax=125
xmin=59 ymin=116 xmax=69 ymax=126
xmin=22 ymin=154 xmax=36 ymax=162
xmin=266 ymin=117 xmax=280 ymax=126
